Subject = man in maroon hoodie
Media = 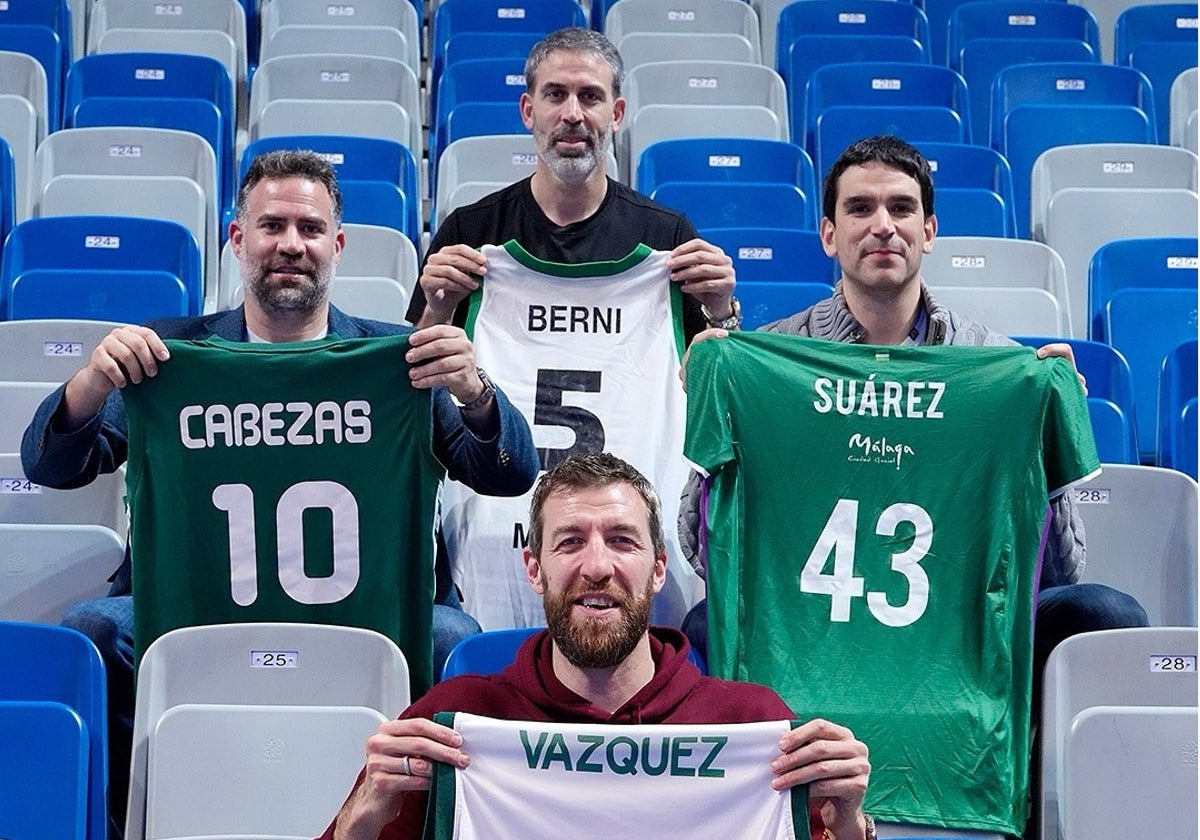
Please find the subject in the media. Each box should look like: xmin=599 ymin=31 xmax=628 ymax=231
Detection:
xmin=322 ymin=453 xmax=873 ymax=840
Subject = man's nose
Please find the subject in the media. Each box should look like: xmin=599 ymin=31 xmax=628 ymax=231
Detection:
xmin=562 ymin=94 xmax=584 ymax=123
xmin=577 ymin=536 xmax=616 ymax=581
xmin=277 ymin=224 xmax=303 ymax=254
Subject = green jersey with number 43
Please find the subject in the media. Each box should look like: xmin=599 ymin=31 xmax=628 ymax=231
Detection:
xmin=684 ymin=332 xmax=1099 ymax=835
xmin=123 ymin=336 xmax=443 ymax=691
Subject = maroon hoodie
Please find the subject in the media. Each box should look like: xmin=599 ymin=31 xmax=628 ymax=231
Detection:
xmin=319 ymin=628 xmax=823 ymax=839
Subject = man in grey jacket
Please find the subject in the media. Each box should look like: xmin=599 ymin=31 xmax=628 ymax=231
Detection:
xmin=679 ymin=135 xmax=1146 ymax=696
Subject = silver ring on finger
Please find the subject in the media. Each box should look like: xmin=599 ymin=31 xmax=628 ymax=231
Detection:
xmin=402 ymin=755 xmax=412 ymax=776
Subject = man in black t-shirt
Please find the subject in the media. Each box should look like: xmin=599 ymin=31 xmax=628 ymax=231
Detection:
xmin=409 ymin=27 xmax=742 ymax=341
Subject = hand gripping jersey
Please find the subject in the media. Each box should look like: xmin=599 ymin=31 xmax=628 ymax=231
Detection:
xmin=684 ymin=332 xmax=1099 ymax=835
xmin=122 ymin=336 xmax=444 ymax=691
xmin=423 ymin=713 xmax=808 ymax=840
xmin=441 ymin=240 xmax=694 ymax=630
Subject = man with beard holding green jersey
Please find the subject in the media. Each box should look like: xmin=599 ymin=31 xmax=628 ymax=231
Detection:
xmin=322 ymin=453 xmax=875 ymax=840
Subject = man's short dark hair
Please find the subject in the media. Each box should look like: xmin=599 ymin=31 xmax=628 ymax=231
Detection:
xmin=821 ymin=135 xmax=935 ymax=222
xmin=527 ymin=453 xmax=665 ymax=559
xmin=525 ymin=27 xmax=625 ymax=97
xmin=235 ymin=149 xmax=344 ymax=225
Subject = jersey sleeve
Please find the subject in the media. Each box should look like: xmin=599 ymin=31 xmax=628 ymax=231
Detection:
xmin=1040 ymin=357 xmax=1102 ymax=497
xmin=683 ymin=338 xmax=736 ymax=477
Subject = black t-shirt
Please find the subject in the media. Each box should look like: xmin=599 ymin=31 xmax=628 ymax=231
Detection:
xmin=410 ymin=177 xmax=708 ymax=338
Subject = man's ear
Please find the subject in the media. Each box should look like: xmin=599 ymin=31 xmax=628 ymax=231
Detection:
xmin=524 ymin=548 xmax=545 ymax=595
xmin=519 ymin=92 xmax=534 ymax=131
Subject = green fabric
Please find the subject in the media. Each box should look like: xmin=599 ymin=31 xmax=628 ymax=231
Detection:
xmin=685 ymin=331 xmax=1098 ymax=834
xmin=123 ymin=335 xmax=442 ymax=693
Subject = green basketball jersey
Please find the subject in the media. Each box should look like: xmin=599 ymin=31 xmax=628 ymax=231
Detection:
xmin=684 ymin=332 xmax=1099 ymax=834
xmin=123 ymin=335 xmax=443 ymax=692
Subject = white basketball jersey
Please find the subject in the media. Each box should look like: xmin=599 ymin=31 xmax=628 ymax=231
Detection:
xmin=426 ymin=713 xmax=808 ymax=840
xmin=441 ymin=240 xmax=695 ymax=630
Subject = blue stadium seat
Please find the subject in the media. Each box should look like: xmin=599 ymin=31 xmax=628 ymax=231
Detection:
xmin=0 ymin=621 xmax=108 ymax=840
xmin=431 ymin=57 xmax=528 ymax=195
xmin=738 ymin=281 xmax=837 ymax=329
xmin=338 ymin=180 xmax=419 ymax=245
xmin=429 ymin=0 xmax=585 ymax=127
xmin=958 ymin=37 xmax=1097 ymax=151
xmin=435 ymin=101 xmax=530 ymax=186
xmin=0 ymin=24 xmax=64 ymax=133
xmin=1131 ymin=42 xmax=1198 ymax=148
xmin=444 ymin=627 xmax=707 ymax=677
xmin=1103 ymin=288 xmax=1199 ymax=464
xmin=990 ymin=62 xmax=1157 ymax=237
xmin=63 ymin=52 xmax=236 ymax=217
xmin=814 ymin=106 xmax=966 ymax=189
xmin=1086 ymin=398 xmax=1138 ymax=464
xmin=240 ymin=135 xmax=420 ymax=246
xmin=1013 ymin=335 xmax=1141 ymax=460
xmin=0 ymin=137 xmax=13 ymax=268
xmin=1115 ymin=3 xmax=1199 ymax=64
xmin=701 ymin=227 xmax=837 ymax=286
xmin=1158 ymin=338 xmax=1198 ymax=478
xmin=784 ymin=37 xmax=928 ymax=157
xmin=807 ymin=62 xmax=972 ymax=153
xmin=2 ymin=215 xmax=201 ymax=322
xmin=774 ymin=0 xmax=930 ymax=75
xmin=1088 ymin=237 xmax=1198 ymax=342
xmin=0 ymin=701 xmax=89 ymax=840
xmin=636 ymin=137 xmax=815 ymax=199
xmin=913 ymin=142 xmax=1017 ymax=238
xmin=652 ymin=181 xmax=815 ymax=231
xmin=947 ymin=0 xmax=1101 ymax=67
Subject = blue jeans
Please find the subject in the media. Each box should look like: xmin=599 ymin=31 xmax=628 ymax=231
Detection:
xmin=63 ymin=595 xmax=480 ymax=839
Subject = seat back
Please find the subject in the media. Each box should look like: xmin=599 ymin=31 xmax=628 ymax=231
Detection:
xmin=948 ymin=0 xmax=1100 ymax=67
xmin=738 ymin=281 xmax=838 ymax=330
xmin=0 ymin=454 xmax=127 ymax=538
xmin=808 ymin=62 xmax=971 ymax=153
xmin=624 ymin=58 xmax=790 ymax=137
xmin=913 ymin=142 xmax=1018 ymax=237
xmin=260 ymin=0 xmax=420 ymax=73
xmin=605 ymin=0 xmax=762 ymax=61
xmin=2 ymin=214 xmax=202 ymax=323
xmin=0 ymin=318 xmax=127 ymax=382
xmin=1063 ymin=705 xmax=1198 ymax=840
xmin=0 ymin=621 xmax=108 ymax=840
xmin=1088 ymin=235 xmax=1199 ymax=342
xmin=1071 ymin=464 xmax=1198 ymax=626
xmin=814 ymin=104 xmax=966 ymax=185
xmin=145 ymin=704 xmax=386 ymax=840
xmin=626 ymin=104 xmax=786 ymax=184
xmin=651 ymin=180 xmax=813 ymax=231
xmin=0 ymin=523 xmax=121 ymax=624
xmin=1103 ymin=287 xmax=1199 ymax=464
xmin=0 ymin=63 xmax=44 ymax=223
xmin=1041 ymin=627 xmax=1198 ymax=840
xmin=0 ymin=380 xmax=58 ymax=453
xmin=701 ymin=227 xmax=837 ymax=287
xmin=1158 ymin=339 xmax=1198 ymax=478
xmin=0 ymin=24 xmax=64 ymax=135
xmin=637 ymin=137 xmax=814 ymax=198
xmin=0 ymin=700 xmax=89 ymax=840
xmin=922 ymin=236 xmax=1072 ymax=334
xmin=126 ymin=622 xmax=410 ymax=840
xmin=926 ymin=286 xmax=1066 ymax=338
xmin=1170 ymin=66 xmax=1198 ymax=149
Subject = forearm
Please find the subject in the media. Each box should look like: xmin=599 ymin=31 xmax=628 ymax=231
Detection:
xmin=431 ymin=387 xmax=538 ymax=496
xmin=20 ymin=385 xmax=126 ymax=488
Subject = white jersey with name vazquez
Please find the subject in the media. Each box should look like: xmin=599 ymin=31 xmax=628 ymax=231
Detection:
xmin=425 ymin=713 xmax=807 ymax=840
xmin=441 ymin=240 xmax=692 ymax=630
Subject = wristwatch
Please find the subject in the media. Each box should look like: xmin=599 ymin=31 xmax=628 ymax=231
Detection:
xmin=452 ymin=367 xmax=495 ymax=412
xmin=701 ymin=296 xmax=742 ymax=330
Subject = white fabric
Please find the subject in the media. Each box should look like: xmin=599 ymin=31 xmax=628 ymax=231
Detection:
xmin=442 ymin=242 xmax=694 ymax=629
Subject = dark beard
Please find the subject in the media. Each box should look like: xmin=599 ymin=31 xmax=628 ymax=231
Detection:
xmin=542 ymin=573 xmax=655 ymax=669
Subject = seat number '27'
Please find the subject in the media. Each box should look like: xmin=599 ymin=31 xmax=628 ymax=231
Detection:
xmin=799 ymin=498 xmax=932 ymax=627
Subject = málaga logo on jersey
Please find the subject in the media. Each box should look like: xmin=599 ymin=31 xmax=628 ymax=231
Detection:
xmin=846 ymin=433 xmax=916 ymax=469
